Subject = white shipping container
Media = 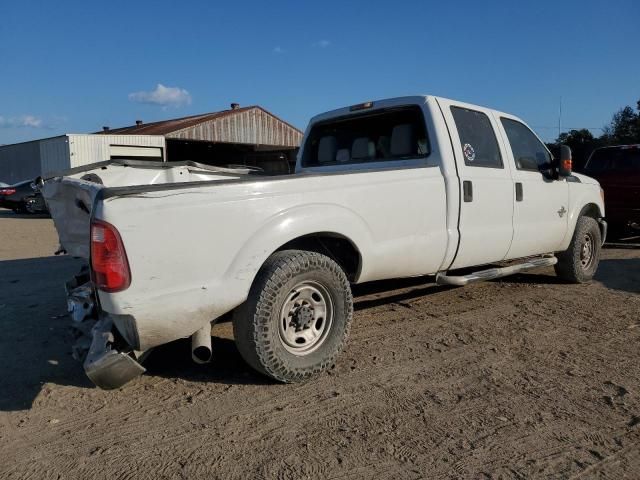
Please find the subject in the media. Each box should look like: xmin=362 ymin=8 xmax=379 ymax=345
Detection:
xmin=67 ymin=134 xmax=165 ymax=169
xmin=0 ymin=134 xmax=165 ymax=183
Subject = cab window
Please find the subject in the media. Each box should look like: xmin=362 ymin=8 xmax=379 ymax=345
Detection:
xmin=301 ymin=106 xmax=429 ymax=167
xmin=501 ymin=118 xmax=552 ymax=171
xmin=451 ymin=107 xmax=503 ymax=168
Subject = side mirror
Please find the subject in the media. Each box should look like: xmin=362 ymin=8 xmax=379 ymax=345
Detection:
xmin=558 ymin=145 xmax=572 ymax=177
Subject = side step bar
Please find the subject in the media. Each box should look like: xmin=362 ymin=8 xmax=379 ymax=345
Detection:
xmin=436 ymin=256 xmax=557 ymax=287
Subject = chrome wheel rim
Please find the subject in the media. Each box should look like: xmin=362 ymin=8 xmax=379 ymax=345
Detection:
xmin=279 ymin=281 xmax=333 ymax=356
xmin=580 ymin=233 xmax=595 ymax=269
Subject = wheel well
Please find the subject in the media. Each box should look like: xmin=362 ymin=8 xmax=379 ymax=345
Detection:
xmin=580 ymin=203 xmax=602 ymax=220
xmin=579 ymin=203 xmax=605 ymax=239
xmin=276 ymin=233 xmax=361 ymax=281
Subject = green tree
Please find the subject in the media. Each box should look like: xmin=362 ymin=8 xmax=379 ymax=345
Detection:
xmin=601 ymin=101 xmax=640 ymax=145
xmin=553 ymin=128 xmax=602 ymax=171
xmin=551 ymin=98 xmax=640 ymax=171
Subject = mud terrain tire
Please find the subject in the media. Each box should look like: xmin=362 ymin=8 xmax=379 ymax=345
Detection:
xmin=233 ymin=250 xmax=353 ymax=382
xmin=555 ymin=216 xmax=601 ymax=283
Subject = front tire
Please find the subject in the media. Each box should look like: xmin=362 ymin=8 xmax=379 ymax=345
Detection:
xmin=555 ymin=216 xmax=601 ymax=283
xmin=233 ymin=250 xmax=353 ymax=383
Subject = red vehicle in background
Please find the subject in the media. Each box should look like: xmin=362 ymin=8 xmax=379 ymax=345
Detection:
xmin=584 ymin=145 xmax=640 ymax=234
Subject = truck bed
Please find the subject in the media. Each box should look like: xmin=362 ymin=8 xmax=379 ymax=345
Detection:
xmin=41 ymin=160 xmax=266 ymax=258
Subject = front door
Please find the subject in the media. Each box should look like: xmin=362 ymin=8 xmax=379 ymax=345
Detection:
xmin=497 ymin=115 xmax=569 ymax=259
xmin=437 ymin=98 xmax=514 ymax=269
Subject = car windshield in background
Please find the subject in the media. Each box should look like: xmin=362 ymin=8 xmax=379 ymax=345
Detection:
xmin=301 ymin=106 xmax=429 ymax=167
xmin=585 ymin=147 xmax=640 ymax=174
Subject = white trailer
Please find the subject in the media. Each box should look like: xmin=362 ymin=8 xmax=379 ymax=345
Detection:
xmin=0 ymin=134 xmax=165 ymax=184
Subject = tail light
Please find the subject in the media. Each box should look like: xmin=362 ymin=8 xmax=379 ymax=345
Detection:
xmin=91 ymin=220 xmax=131 ymax=292
xmin=0 ymin=188 xmax=16 ymax=196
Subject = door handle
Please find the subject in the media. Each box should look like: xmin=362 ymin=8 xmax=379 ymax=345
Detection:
xmin=463 ymin=180 xmax=473 ymax=202
xmin=515 ymin=182 xmax=523 ymax=202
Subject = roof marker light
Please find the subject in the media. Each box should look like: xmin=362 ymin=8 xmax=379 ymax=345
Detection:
xmin=349 ymin=101 xmax=374 ymax=112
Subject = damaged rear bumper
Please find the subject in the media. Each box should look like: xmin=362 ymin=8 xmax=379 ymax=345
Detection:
xmin=84 ymin=316 xmax=146 ymax=390
xmin=67 ymin=274 xmax=145 ymax=390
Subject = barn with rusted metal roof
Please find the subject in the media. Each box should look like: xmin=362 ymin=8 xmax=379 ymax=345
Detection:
xmin=99 ymin=103 xmax=303 ymax=174
xmin=0 ymin=103 xmax=303 ymax=184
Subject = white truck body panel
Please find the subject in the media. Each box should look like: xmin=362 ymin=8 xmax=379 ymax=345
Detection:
xmin=435 ymin=97 xmax=516 ymax=268
xmin=93 ymin=166 xmax=448 ymax=349
xmin=42 ymin=95 xmax=605 ymax=358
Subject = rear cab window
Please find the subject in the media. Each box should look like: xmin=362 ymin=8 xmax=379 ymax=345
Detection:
xmin=450 ymin=106 xmax=503 ymax=168
xmin=585 ymin=146 xmax=640 ymax=175
xmin=301 ymin=106 xmax=429 ymax=168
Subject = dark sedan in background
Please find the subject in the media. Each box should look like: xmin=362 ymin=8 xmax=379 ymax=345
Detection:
xmin=584 ymin=144 xmax=640 ymax=234
xmin=0 ymin=179 xmax=49 ymax=214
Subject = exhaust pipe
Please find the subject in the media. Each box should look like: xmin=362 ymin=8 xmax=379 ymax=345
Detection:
xmin=191 ymin=324 xmax=212 ymax=364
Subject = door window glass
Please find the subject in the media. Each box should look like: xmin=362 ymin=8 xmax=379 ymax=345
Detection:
xmin=451 ymin=107 xmax=503 ymax=168
xmin=501 ymin=118 xmax=552 ymax=171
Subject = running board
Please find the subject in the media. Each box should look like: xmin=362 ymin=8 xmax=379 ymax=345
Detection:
xmin=436 ymin=256 xmax=557 ymax=287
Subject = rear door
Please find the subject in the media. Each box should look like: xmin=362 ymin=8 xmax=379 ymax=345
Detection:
xmin=437 ymin=98 xmax=514 ymax=268
xmin=497 ymin=115 xmax=569 ymax=258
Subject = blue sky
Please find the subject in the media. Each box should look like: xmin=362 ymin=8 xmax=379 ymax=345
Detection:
xmin=1 ymin=0 xmax=638 ymax=144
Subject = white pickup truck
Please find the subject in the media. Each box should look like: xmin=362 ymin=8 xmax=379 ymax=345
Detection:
xmin=42 ymin=95 xmax=606 ymax=389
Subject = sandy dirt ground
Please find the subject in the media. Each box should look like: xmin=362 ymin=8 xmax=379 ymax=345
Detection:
xmin=1 ymin=210 xmax=639 ymax=479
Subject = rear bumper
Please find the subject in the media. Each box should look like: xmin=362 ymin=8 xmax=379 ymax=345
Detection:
xmin=84 ymin=316 xmax=146 ymax=390
xmin=67 ymin=274 xmax=145 ymax=390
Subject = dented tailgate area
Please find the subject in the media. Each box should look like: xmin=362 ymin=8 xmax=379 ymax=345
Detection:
xmin=41 ymin=177 xmax=104 ymax=259
xmin=42 ymin=171 xmax=146 ymax=389
xmin=66 ymin=267 xmax=146 ymax=389
xmin=41 ymin=161 xmax=239 ymax=389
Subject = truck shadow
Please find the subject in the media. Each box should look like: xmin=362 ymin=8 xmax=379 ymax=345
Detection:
xmin=595 ymin=258 xmax=640 ymax=294
xmin=0 ymin=255 xmax=271 ymax=411
xmin=144 ymin=337 xmax=272 ymax=386
xmin=353 ymin=277 xmax=454 ymax=311
xmin=0 ymin=255 xmax=91 ymax=411
xmin=1 ymin=254 xmax=636 ymax=411
xmin=499 ymin=259 xmax=640 ymax=295
xmin=145 ymin=278 xmax=457 ymax=385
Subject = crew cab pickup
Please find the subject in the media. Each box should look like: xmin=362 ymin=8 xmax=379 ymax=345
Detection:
xmin=42 ymin=96 xmax=606 ymax=389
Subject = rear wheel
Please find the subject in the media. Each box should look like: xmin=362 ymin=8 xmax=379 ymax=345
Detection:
xmin=555 ymin=216 xmax=601 ymax=283
xmin=233 ymin=250 xmax=353 ymax=383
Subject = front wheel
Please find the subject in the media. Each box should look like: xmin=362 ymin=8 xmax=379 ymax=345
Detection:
xmin=233 ymin=250 xmax=353 ymax=383
xmin=555 ymin=216 xmax=602 ymax=283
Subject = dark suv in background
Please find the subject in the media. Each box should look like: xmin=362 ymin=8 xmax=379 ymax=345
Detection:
xmin=584 ymin=145 xmax=640 ymax=234
xmin=0 ymin=179 xmax=49 ymax=214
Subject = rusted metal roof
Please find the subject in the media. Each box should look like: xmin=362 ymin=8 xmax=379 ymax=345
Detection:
xmin=98 ymin=106 xmax=303 ymax=147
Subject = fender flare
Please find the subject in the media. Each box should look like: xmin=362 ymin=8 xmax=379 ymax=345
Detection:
xmin=560 ymin=196 xmax=605 ymax=251
xmin=219 ymin=203 xmax=373 ymax=304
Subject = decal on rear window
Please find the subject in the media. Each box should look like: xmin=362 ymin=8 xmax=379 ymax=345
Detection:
xmin=463 ymin=143 xmax=476 ymax=162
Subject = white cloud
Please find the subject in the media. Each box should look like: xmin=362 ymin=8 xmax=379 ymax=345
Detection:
xmin=128 ymin=84 xmax=192 ymax=108
xmin=272 ymin=46 xmax=284 ymax=54
xmin=313 ymin=40 xmax=331 ymax=48
xmin=0 ymin=115 xmax=44 ymax=128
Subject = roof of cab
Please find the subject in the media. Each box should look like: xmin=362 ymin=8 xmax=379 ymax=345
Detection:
xmin=308 ymin=95 xmax=519 ymax=125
